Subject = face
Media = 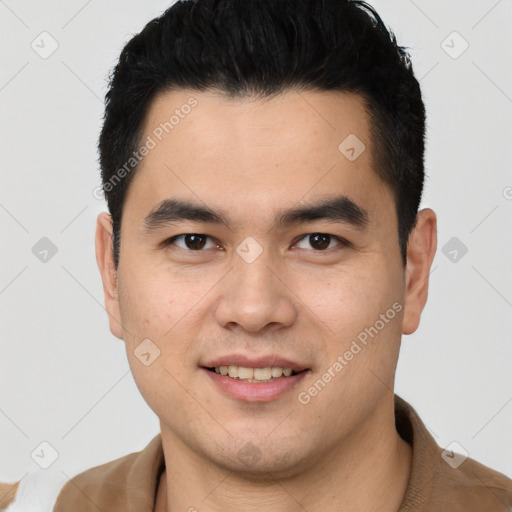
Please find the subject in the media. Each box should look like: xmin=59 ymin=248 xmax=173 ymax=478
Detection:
xmin=97 ymin=89 xmax=434 ymax=477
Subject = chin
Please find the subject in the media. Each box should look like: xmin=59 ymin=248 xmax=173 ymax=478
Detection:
xmin=204 ymin=436 xmax=312 ymax=480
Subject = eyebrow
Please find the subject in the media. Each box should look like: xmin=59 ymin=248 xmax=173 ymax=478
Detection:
xmin=143 ymin=195 xmax=370 ymax=233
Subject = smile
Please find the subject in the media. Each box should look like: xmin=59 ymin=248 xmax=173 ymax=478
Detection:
xmin=208 ymin=365 xmax=299 ymax=382
xmin=202 ymin=366 xmax=310 ymax=402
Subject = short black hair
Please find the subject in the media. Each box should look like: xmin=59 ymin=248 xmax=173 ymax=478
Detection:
xmin=98 ymin=0 xmax=426 ymax=268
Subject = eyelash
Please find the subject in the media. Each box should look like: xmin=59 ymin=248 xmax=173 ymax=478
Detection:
xmin=163 ymin=233 xmax=350 ymax=253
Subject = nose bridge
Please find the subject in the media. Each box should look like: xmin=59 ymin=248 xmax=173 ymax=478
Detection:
xmin=234 ymin=248 xmax=278 ymax=298
xmin=214 ymin=242 xmax=297 ymax=333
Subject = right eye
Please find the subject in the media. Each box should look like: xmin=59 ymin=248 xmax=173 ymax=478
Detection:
xmin=163 ymin=234 xmax=220 ymax=252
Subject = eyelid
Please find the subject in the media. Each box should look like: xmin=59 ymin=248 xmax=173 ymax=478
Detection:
xmin=292 ymin=233 xmax=351 ymax=251
xmin=163 ymin=234 xmax=221 ymax=251
xmin=163 ymin=232 xmax=351 ymax=252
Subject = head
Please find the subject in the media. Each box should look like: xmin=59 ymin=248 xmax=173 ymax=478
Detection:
xmin=96 ymin=0 xmax=436 ymax=479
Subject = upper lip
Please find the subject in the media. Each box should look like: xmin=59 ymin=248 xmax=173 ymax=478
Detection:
xmin=201 ymin=354 xmax=310 ymax=373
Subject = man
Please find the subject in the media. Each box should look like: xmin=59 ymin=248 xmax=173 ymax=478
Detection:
xmin=2 ymin=0 xmax=511 ymax=510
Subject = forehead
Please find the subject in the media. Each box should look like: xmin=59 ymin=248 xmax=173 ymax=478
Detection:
xmin=124 ymin=88 xmax=393 ymax=230
xmin=141 ymin=88 xmax=371 ymax=159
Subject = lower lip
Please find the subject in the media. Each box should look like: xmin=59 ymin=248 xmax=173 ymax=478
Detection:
xmin=202 ymin=368 xmax=309 ymax=402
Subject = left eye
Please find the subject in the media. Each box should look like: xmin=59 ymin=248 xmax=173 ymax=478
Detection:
xmin=294 ymin=233 xmax=345 ymax=251
xmin=165 ymin=234 xmax=219 ymax=251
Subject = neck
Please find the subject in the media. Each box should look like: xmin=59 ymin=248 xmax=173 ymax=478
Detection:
xmin=156 ymin=395 xmax=412 ymax=512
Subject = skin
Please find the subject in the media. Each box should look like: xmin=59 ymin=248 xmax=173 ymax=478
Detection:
xmin=96 ymin=88 xmax=437 ymax=511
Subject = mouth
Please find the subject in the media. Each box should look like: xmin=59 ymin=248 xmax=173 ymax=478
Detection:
xmin=203 ymin=365 xmax=307 ymax=383
xmin=200 ymin=355 xmax=311 ymax=401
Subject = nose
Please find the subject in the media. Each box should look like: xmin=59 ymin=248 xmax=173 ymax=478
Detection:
xmin=213 ymin=248 xmax=297 ymax=334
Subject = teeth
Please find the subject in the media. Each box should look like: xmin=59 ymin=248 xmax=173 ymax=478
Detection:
xmin=238 ymin=366 xmax=254 ymax=379
xmin=254 ymin=367 xmax=272 ymax=380
xmin=213 ymin=365 xmax=295 ymax=381
xmin=271 ymin=367 xmax=283 ymax=378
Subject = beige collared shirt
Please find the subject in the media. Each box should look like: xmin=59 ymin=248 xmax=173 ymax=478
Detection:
xmin=2 ymin=395 xmax=511 ymax=511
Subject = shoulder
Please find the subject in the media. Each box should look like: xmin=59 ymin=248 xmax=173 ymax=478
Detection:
xmin=0 ymin=435 xmax=163 ymax=512
xmin=432 ymin=454 xmax=512 ymax=511
xmin=0 ymin=470 xmax=68 ymax=512
xmin=0 ymin=455 xmax=137 ymax=512
xmin=0 ymin=482 xmax=19 ymax=510
xmin=53 ymin=448 xmax=143 ymax=510
xmin=54 ymin=434 xmax=163 ymax=511
xmin=394 ymin=395 xmax=512 ymax=511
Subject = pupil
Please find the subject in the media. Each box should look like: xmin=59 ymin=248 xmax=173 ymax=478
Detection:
xmin=186 ymin=234 xmax=206 ymax=250
xmin=310 ymin=233 xmax=330 ymax=250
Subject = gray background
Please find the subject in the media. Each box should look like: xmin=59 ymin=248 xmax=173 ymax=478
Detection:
xmin=0 ymin=0 xmax=511 ymax=485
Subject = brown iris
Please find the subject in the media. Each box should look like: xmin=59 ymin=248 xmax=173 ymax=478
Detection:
xmin=307 ymin=233 xmax=331 ymax=250
xmin=183 ymin=234 xmax=208 ymax=250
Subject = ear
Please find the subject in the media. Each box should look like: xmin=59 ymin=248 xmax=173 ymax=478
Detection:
xmin=95 ymin=212 xmax=123 ymax=339
xmin=402 ymin=208 xmax=437 ymax=335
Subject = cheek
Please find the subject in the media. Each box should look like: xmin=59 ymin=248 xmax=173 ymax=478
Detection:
xmin=116 ymin=271 xmax=195 ymax=412
xmin=320 ymin=263 xmax=394 ymax=320
xmin=117 ymin=268 xmax=181 ymax=340
xmin=117 ymin=268 xmax=206 ymax=374
xmin=315 ymin=259 xmax=404 ymax=360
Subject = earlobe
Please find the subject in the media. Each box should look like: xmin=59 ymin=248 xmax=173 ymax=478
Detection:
xmin=402 ymin=208 xmax=437 ymax=335
xmin=95 ymin=212 xmax=124 ymax=340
